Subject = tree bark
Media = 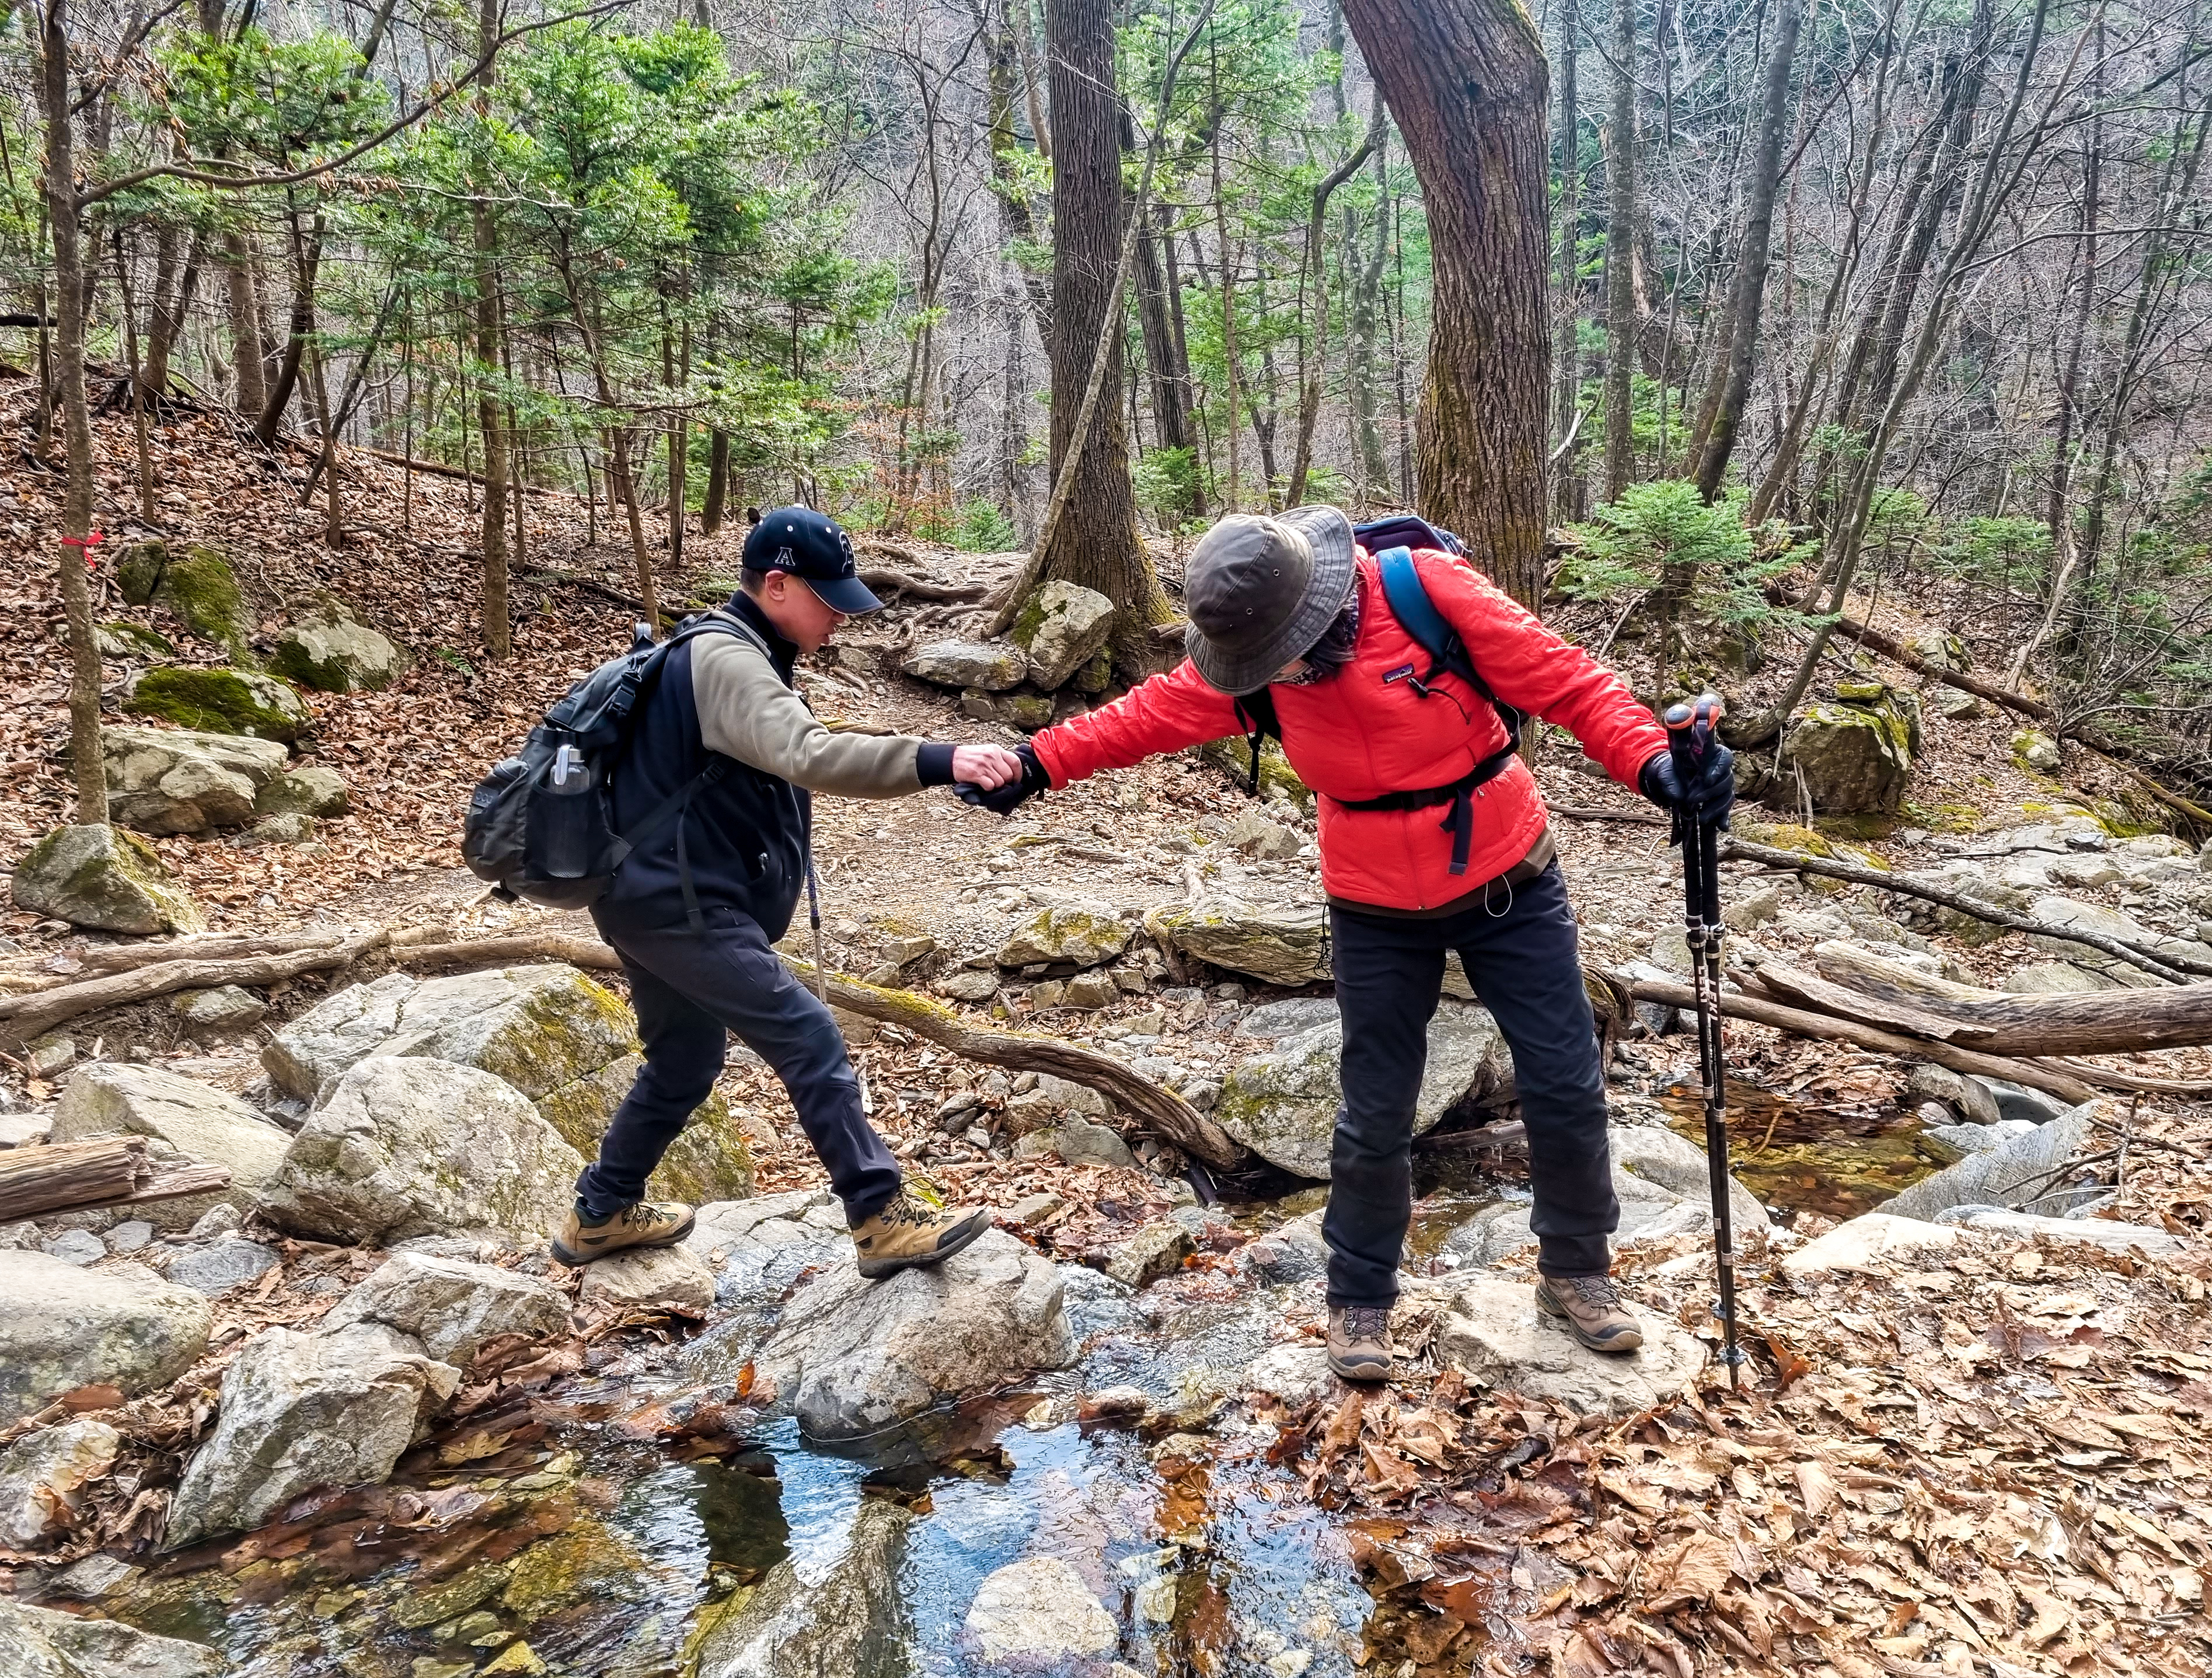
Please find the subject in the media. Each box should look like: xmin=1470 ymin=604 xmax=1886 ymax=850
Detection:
xmin=1550 ymin=1 xmax=1582 ymax=522
xmin=40 ymin=0 xmax=107 ymax=828
xmin=473 ymin=0 xmax=511 ymax=661
xmin=702 ymin=428 xmax=730 ymax=536
xmin=1754 ymin=961 xmax=2212 ymax=1058
xmin=1341 ymin=0 xmax=1552 ymax=610
xmin=1599 ymin=0 xmax=1637 ymax=503
xmin=1691 ymin=0 xmax=1801 ymax=501
xmin=0 ymin=1137 xmax=231 ymax=1225
xmin=221 ymin=230 xmax=267 ymax=417
xmin=1350 ymin=135 xmax=1393 ymax=505
xmin=1286 ymin=104 xmax=1384 ymax=508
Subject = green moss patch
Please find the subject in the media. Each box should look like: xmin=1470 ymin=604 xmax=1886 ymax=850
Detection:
xmin=126 ymin=666 xmax=306 ymax=742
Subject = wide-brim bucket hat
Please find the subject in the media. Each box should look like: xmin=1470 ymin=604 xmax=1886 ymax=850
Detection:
xmin=1182 ymin=505 xmax=1357 ymax=696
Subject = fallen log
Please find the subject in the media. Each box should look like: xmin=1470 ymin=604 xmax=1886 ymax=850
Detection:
xmin=1612 ymin=972 xmax=2102 ymax=1105
xmin=1548 ymin=803 xmax=1669 ymax=828
xmin=856 ymin=564 xmax=989 ymax=603
xmin=0 ymin=1136 xmax=233 ymax=1223
xmin=0 ymin=927 xmax=427 ymax=991
xmin=0 ymin=927 xmax=392 ymax=1044
xmin=1754 ymin=959 xmax=2212 ymax=1056
xmin=1718 ymin=834 xmax=2204 ymax=982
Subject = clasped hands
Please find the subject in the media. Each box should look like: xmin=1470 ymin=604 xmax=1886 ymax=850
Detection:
xmin=951 ymin=741 xmax=1049 ymax=815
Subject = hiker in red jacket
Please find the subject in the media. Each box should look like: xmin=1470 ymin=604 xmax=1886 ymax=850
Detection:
xmin=972 ymin=507 xmax=1733 ymax=1380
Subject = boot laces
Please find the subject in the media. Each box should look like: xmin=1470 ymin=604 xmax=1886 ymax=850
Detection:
xmin=1339 ymin=1305 xmax=1391 ymax=1342
xmin=622 ymin=1202 xmax=672 ymax=1231
xmin=1558 ymin=1274 xmax=1623 ymax=1309
xmin=877 ymin=1189 xmax=930 ymax=1229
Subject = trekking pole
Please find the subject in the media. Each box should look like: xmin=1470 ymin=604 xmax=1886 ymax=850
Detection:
xmin=1665 ymin=693 xmax=1746 ymax=1391
xmin=803 ymin=852 xmax=830 ymax=1006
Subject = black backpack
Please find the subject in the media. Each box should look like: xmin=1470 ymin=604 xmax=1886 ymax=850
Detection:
xmin=1229 ymin=515 xmax=1526 ymax=878
xmin=463 ymin=616 xmax=754 ymax=908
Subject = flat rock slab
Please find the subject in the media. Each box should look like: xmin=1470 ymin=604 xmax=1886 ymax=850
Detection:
xmin=1781 ymin=1212 xmax=1962 ymax=1276
xmin=0 ymin=1597 xmax=226 ymax=1678
xmin=1880 ymin=1100 xmax=2098 ymax=1221
xmin=1419 ymin=1275 xmax=1707 ymax=1418
xmin=577 ymin=1245 xmax=716 ymax=1312
xmin=1935 ymin=1207 xmax=2184 ymax=1257
xmin=0 ymin=1251 xmax=211 ymax=1422
xmin=322 ymin=1251 xmax=572 ymax=1366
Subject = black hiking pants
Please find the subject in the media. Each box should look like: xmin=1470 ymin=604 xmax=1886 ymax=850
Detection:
xmin=576 ymin=902 xmax=901 ymax=1224
xmin=1324 ymin=861 xmax=1618 ymax=1305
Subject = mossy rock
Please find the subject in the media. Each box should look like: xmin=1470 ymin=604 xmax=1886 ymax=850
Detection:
xmin=125 ymin=665 xmax=308 ymax=742
xmin=8 ymin=822 xmax=207 ymax=934
xmin=96 ymin=621 xmax=174 ymax=661
xmin=1775 ymin=699 xmax=1913 ymax=814
xmin=116 ymin=541 xmax=255 ymax=662
xmin=537 ymin=1056 xmax=754 ymax=1203
xmin=1193 ymin=735 xmax=1314 ymax=811
xmin=270 ymin=598 xmax=404 ymax=693
xmin=1732 ymin=817 xmax=1837 ymax=859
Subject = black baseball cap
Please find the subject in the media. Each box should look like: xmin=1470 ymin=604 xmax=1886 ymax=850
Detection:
xmin=741 ymin=507 xmax=883 ymax=615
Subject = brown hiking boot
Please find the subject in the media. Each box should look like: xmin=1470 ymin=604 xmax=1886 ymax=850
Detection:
xmin=551 ymin=1198 xmax=695 ymax=1267
xmin=1535 ymin=1274 xmax=1644 ymax=1353
xmin=850 ymin=1187 xmax=990 ymax=1279
xmin=1327 ymin=1304 xmax=1394 ymax=1383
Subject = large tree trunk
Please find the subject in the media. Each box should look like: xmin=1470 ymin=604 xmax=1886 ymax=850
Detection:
xmin=473 ymin=0 xmax=511 ymax=660
xmin=1549 ymin=1 xmax=1582 ymax=522
xmin=1691 ymin=0 xmax=1801 ymax=501
xmin=40 ymin=0 xmax=106 ymax=826
xmin=978 ymin=0 xmax=1053 ymax=340
xmin=1349 ymin=137 xmax=1392 ymax=505
xmin=1598 ymin=0 xmax=1637 ymax=504
xmin=221 ymin=229 xmax=267 ymax=417
xmin=1342 ymin=0 xmax=1552 ymax=609
xmin=1027 ymin=0 xmax=1166 ymax=660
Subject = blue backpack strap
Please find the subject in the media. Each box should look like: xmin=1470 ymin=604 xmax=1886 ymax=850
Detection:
xmin=1377 ymin=546 xmax=1458 ymax=673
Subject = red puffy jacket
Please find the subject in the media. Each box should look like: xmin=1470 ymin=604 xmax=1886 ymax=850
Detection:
xmin=1029 ymin=546 xmax=1669 ymax=912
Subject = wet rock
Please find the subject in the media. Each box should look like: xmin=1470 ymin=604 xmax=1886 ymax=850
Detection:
xmin=0 ymin=1251 xmax=211 ymax=1422
xmin=0 ymin=1418 xmax=121 ymax=1547
xmin=2012 ymin=728 xmax=2062 ymax=773
xmin=965 ymin=1555 xmax=1119 ymax=1666
xmin=168 ymin=1322 xmax=460 ymax=1546
xmin=728 ymin=1228 xmax=1074 ymax=1441
xmin=259 ymin=1058 xmax=583 ymax=1247
xmin=1146 ymin=893 xmax=1327 ymax=986
xmin=269 ymin=597 xmax=404 ymax=693
xmin=322 ymin=1251 xmax=570 ymax=1365
xmin=1777 ymin=697 xmax=1913 ymax=814
xmin=166 ymin=1238 xmax=280 ymax=1296
xmin=1879 ymin=1100 xmax=2099 ymax=1222
xmin=1214 ymin=1003 xmax=1506 ymax=1179
xmin=41 ymin=1229 xmax=106 ymax=1265
xmin=8 ymin=823 xmax=207 ymax=934
xmin=902 ymin=638 xmax=1027 ymax=692
xmin=1104 ymin=1220 xmax=1194 ymax=1289
xmin=1012 ymin=581 xmax=1117 ymax=690
xmin=1931 ymin=1206 xmax=2183 ymax=1257
xmin=102 ymin=726 xmax=288 ymax=836
xmin=254 ymin=765 xmax=351 ymax=819
xmin=1418 ymin=1275 xmax=1706 ymax=1417
xmin=1224 ymin=811 xmax=1302 ymax=860
xmin=1782 ymin=1212 xmax=1962 ymax=1276
xmin=1015 ymin=1118 xmax=1136 ymax=1171
xmin=576 ymin=1245 xmax=716 ymax=1311
xmin=124 ymin=664 xmax=308 ymax=742
xmin=264 ymin=965 xmax=751 ymax=1204
xmin=0 ymin=1597 xmax=226 ymax=1677
xmin=1243 ymin=1209 xmax=1328 ymax=1285
xmin=55 ymin=1061 xmax=294 ymax=1230
xmin=1924 ymin=1121 xmax=2035 ymax=1156
xmin=1239 ymin=1344 xmax=1336 ymax=1407
xmin=695 ymin=1494 xmax=913 ymax=1678
xmin=172 ymin=984 xmax=268 ymax=1040
xmin=996 ymin=898 xmax=1132 ymax=969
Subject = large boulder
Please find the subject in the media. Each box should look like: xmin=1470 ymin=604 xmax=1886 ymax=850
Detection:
xmin=1213 ymin=1003 xmax=1508 ymax=1178
xmin=1776 ymin=692 xmax=1913 ymax=814
xmin=54 ymin=1062 xmax=291 ymax=1230
xmin=695 ymin=1495 xmax=912 ymax=1678
xmin=9 ymin=823 xmax=206 ymax=934
xmin=320 ymin=1251 xmax=572 ymax=1365
xmin=0 ymin=1253 xmax=211 ymax=1422
xmin=258 ymin=1058 xmax=584 ymax=1246
xmin=124 ymin=665 xmax=308 ymax=743
xmin=1880 ymin=1098 xmax=2100 ymax=1221
xmin=1419 ymin=1275 xmax=1707 ymax=1416
xmin=115 ymin=540 xmax=254 ymax=664
xmin=269 ymin=597 xmax=404 ymax=693
xmin=0 ymin=1598 xmax=226 ymax=1678
xmin=263 ymin=965 xmax=752 ymax=1203
xmin=996 ymin=898 xmax=1133 ymax=969
xmin=1145 ymin=892 xmax=1328 ymax=985
xmin=1011 ymin=581 xmax=1117 ymax=690
xmin=166 ymin=1322 xmax=460 ymax=1547
xmin=901 ymin=639 xmax=1026 ymax=692
xmin=697 ymin=1227 xmax=1074 ymax=1441
xmin=103 ymin=725 xmax=288 ymax=835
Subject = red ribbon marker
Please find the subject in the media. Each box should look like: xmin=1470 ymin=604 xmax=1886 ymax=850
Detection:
xmin=60 ymin=531 xmax=104 ymax=569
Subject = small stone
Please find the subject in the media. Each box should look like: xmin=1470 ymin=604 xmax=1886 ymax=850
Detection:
xmin=901 ymin=639 xmax=1027 ymax=691
xmin=172 ymin=983 xmax=267 ymax=1038
xmin=186 ymin=1203 xmax=243 ymax=1241
xmin=26 ymin=1034 xmax=76 ymax=1079
xmin=1103 ymin=1221 xmax=1194 ymax=1289
xmin=270 ymin=597 xmax=404 ymax=693
xmin=8 ymin=823 xmax=206 ymax=933
xmin=106 ymin=1220 xmax=154 ymax=1254
xmin=997 ymin=899 xmax=1133 ymax=969
xmin=965 ymin=1556 xmax=1119 ymax=1665
xmin=256 ymin=765 xmax=351 ymax=819
xmin=50 ymin=1552 xmax=142 ymax=1599
xmin=1063 ymin=971 xmax=1118 ymax=1010
xmin=1004 ymin=1193 xmax=1063 ymax=1226
xmin=230 ymin=812 xmax=320 ymax=849
xmin=937 ymin=969 xmax=1000 ymax=1003
xmin=0 ymin=1112 xmax=53 ymax=1149
xmin=0 ymin=1418 xmax=122 ymax=1547
xmin=1213 ymin=983 xmax=1247 ymax=1003
xmin=576 ymin=1246 xmax=716 ymax=1312
xmin=479 ymin=1642 xmax=547 ymax=1676
xmin=1014 ymin=1117 xmax=1136 ymax=1171
xmin=1028 ymin=980 xmax=1067 ymax=1009
xmin=166 ymin=1237 xmax=280 ymax=1296
xmin=1181 ymin=1079 xmax=1221 ymax=1113
xmin=40 ymin=1229 xmax=107 ymax=1267
xmin=1224 ymin=810 xmax=1302 ymax=860
xmin=2012 ymin=728 xmax=2062 ymax=774
xmin=884 ymin=934 xmax=936 ymax=966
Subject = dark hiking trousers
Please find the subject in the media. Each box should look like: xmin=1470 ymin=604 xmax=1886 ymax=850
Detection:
xmin=1324 ymin=861 xmax=1618 ymax=1305
xmin=577 ymin=902 xmax=901 ymax=1225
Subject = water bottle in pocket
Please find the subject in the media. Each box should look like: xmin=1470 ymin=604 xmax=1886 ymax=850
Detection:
xmin=531 ymin=734 xmax=604 ymax=880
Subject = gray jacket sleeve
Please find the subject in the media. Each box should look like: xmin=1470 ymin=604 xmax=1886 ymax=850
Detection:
xmin=690 ymin=632 xmax=927 ymax=798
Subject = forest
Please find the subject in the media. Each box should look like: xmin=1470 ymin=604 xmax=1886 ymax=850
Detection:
xmin=5 ymin=0 xmax=2212 ymax=1674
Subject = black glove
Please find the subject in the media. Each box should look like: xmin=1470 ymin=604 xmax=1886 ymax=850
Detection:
xmin=1640 ymin=740 xmax=1735 ymax=828
xmin=956 ymin=742 xmax=1050 ymax=816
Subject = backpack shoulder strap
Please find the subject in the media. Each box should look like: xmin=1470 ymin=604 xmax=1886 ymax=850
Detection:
xmin=1376 ymin=546 xmax=1526 ymax=749
xmin=1230 ymin=687 xmax=1280 ymax=797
